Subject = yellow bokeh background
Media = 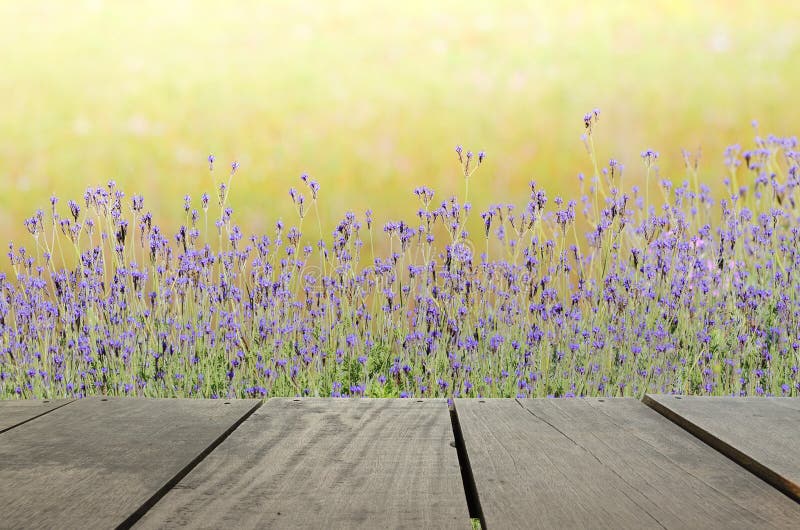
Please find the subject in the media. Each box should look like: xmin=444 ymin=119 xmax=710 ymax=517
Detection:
xmin=1 ymin=0 xmax=799 ymax=270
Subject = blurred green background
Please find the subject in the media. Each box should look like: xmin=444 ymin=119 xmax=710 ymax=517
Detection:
xmin=1 ymin=0 xmax=799 ymax=265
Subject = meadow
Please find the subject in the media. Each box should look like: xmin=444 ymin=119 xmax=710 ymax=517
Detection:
xmin=1 ymin=111 xmax=799 ymax=399
xmin=2 ymin=1 xmax=800 ymax=399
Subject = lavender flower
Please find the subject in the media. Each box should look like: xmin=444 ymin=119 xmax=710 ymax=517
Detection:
xmin=2 ymin=114 xmax=798 ymax=401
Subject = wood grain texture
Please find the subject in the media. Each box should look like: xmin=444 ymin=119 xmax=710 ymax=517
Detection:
xmin=0 ymin=397 xmax=261 ymax=530
xmin=136 ymin=398 xmax=469 ymax=530
xmin=772 ymin=398 xmax=800 ymax=412
xmin=0 ymin=398 xmax=74 ymax=433
xmin=456 ymin=398 xmax=800 ymax=530
xmin=644 ymin=395 xmax=800 ymax=501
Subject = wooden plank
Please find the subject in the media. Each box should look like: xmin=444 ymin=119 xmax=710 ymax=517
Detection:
xmin=0 ymin=399 xmax=74 ymax=433
xmin=773 ymin=398 xmax=800 ymax=412
xmin=644 ymin=394 xmax=800 ymax=501
xmin=136 ymin=398 xmax=469 ymax=529
xmin=456 ymin=398 xmax=800 ymax=530
xmin=0 ymin=397 xmax=261 ymax=530
xmin=570 ymin=399 xmax=800 ymax=524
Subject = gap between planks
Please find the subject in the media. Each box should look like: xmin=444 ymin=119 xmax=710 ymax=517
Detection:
xmin=642 ymin=394 xmax=800 ymax=504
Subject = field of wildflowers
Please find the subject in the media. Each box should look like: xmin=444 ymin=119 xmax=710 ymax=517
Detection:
xmin=2 ymin=113 xmax=799 ymax=400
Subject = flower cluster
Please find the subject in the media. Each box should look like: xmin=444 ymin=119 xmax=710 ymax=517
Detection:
xmin=2 ymin=114 xmax=799 ymax=399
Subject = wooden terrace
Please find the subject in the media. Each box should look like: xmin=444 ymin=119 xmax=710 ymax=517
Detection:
xmin=1 ymin=396 xmax=798 ymax=529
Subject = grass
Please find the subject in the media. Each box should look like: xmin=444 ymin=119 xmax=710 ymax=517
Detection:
xmin=1 ymin=113 xmax=799 ymax=399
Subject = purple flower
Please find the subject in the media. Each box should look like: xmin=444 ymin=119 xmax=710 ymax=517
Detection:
xmin=2 ymin=115 xmax=798 ymax=402
xmin=583 ymin=108 xmax=600 ymax=130
xmin=641 ymin=149 xmax=659 ymax=165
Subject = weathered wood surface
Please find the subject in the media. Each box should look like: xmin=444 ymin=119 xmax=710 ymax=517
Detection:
xmin=0 ymin=397 xmax=261 ymax=530
xmin=0 ymin=398 xmax=74 ymax=433
xmin=644 ymin=394 xmax=800 ymax=501
xmin=773 ymin=397 xmax=800 ymax=411
xmin=456 ymin=398 xmax=800 ymax=530
xmin=136 ymin=398 xmax=469 ymax=530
